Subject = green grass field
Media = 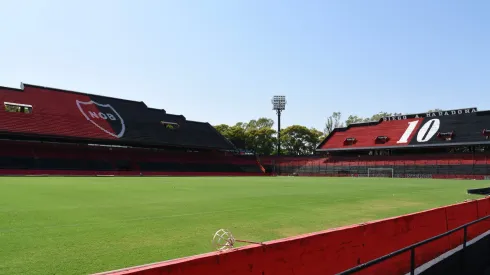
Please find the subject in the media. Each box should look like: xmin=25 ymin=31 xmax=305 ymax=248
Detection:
xmin=0 ymin=176 xmax=488 ymax=275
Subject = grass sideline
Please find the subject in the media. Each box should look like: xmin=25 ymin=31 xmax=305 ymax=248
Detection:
xmin=0 ymin=176 xmax=487 ymax=275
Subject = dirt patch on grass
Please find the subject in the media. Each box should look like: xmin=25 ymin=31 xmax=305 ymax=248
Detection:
xmin=272 ymin=226 xmax=308 ymax=238
xmin=359 ymin=198 xmax=425 ymax=212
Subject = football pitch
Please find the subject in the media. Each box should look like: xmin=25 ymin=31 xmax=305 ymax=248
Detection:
xmin=0 ymin=176 xmax=488 ymax=275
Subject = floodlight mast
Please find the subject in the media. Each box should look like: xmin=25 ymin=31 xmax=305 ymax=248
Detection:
xmin=271 ymin=96 xmax=286 ymax=156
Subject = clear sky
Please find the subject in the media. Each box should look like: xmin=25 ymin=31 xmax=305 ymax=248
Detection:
xmin=1 ymin=0 xmax=489 ymax=131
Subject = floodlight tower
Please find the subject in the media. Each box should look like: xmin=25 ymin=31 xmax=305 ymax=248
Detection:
xmin=272 ymin=96 xmax=286 ymax=156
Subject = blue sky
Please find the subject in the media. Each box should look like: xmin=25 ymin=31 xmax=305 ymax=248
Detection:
xmin=1 ymin=0 xmax=489 ymax=131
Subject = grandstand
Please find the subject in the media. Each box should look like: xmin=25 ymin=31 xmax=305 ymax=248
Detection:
xmin=2 ymin=84 xmax=490 ymax=275
xmin=274 ymin=107 xmax=490 ymax=179
xmin=3 ymin=84 xmax=486 ymax=180
xmin=0 ymin=83 xmax=265 ymax=176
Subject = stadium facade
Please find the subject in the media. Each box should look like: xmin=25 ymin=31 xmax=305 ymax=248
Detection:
xmin=266 ymin=107 xmax=490 ymax=179
xmin=0 ymin=83 xmax=265 ymax=176
xmin=1 ymin=82 xmax=489 ymax=180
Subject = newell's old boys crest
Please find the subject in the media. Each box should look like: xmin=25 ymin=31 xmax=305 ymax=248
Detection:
xmin=76 ymin=100 xmax=126 ymax=138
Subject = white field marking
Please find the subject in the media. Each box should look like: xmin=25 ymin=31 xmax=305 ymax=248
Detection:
xmin=403 ymin=229 xmax=490 ymax=275
xmin=0 ymin=188 xmax=455 ymax=234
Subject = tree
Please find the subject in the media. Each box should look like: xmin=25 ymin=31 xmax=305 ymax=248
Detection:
xmin=246 ymin=118 xmax=274 ymax=130
xmin=427 ymin=109 xmax=442 ymax=113
xmin=281 ymin=125 xmax=323 ymax=155
xmin=214 ymin=118 xmax=276 ymax=154
xmin=246 ymin=127 xmax=276 ymax=155
xmin=215 ymin=110 xmax=416 ymax=155
xmin=343 ymin=112 xmax=407 ymax=125
xmin=243 ymin=118 xmax=276 ymax=154
xmin=366 ymin=112 xmax=403 ymax=122
xmin=324 ymin=112 xmax=344 ymax=136
xmin=309 ymin=128 xmax=324 ymax=147
xmin=345 ymin=115 xmax=365 ymax=126
xmin=221 ymin=123 xmax=248 ymax=149
xmin=214 ymin=124 xmax=230 ymax=135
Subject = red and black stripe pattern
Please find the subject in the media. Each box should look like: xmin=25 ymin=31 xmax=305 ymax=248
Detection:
xmin=320 ymin=111 xmax=490 ymax=150
xmin=0 ymin=84 xmax=234 ymax=150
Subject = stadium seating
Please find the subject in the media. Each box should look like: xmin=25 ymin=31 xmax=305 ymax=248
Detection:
xmin=268 ymin=153 xmax=490 ymax=178
xmin=0 ymin=84 xmax=234 ymax=150
xmin=2 ymin=84 xmax=488 ymax=179
xmin=309 ymin=108 xmax=490 ymax=178
xmin=0 ymin=83 xmax=268 ymax=176
xmin=0 ymin=141 xmax=263 ymax=175
xmin=258 ymin=156 xmax=323 ymax=173
xmin=318 ymin=108 xmax=490 ymax=151
xmin=319 ymin=119 xmax=423 ymax=149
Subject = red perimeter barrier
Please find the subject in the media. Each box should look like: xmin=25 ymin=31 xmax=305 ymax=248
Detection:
xmin=473 ymin=198 xmax=490 ymax=238
xmin=0 ymin=169 xmax=267 ymax=177
xmin=361 ymin=206 xmax=449 ymax=275
xmin=445 ymin=200 xmax=479 ymax=248
xmin=94 ymin=197 xmax=490 ymax=275
xmin=432 ymin=174 xmax=487 ymax=180
xmin=260 ymin=224 xmax=365 ymax=275
xmin=296 ymin=174 xmax=489 ymax=180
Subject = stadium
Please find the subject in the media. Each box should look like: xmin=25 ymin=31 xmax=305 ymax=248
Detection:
xmin=1 ymin=82 xmax=490 ymax=275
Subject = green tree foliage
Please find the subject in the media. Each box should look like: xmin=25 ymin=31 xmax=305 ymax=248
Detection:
xmin=246 ymin=128 xmax=276 ymax=155
xmin=214 ymin=109 xmax=419 ymax=155
xmin=344 ymin=115 xmax=365 ymax=126
xmin=309 ymin=128 xmax=324 ymax=151
xmin=214 ymin=118 xmax=277 ymax=155
xmin=367 ymin=112 xmax=403 ymax=122
xmin=214 ymin=124 xmax=230 ymax=135
xmin=280 ymin=125 xmax=323 ymax=155
xmin=214 ymin=123 xmax=248 ymax=149
xmin=215 ymin=119 xmax=323 ymax=155
xmin=343 ymin=112 xmax=404 ymax=125
xmin=244 ymin=118 xmax=276 ymax=155
xmin=324 ymin=112 xmax=344 ymax=136
xmin=246 ymin=118 xmax=274 ymax=130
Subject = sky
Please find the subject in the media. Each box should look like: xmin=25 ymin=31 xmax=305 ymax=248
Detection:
xmin=1 ymin=0 xmax=489 ymax=131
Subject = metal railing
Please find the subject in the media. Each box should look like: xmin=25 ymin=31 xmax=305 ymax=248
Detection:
xmin=337 ymin=214 xmax=490 ymax=275
xmin=274 ymin=160 xmax=490 ymax=177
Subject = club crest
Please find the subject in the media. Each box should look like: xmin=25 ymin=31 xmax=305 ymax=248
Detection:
xmin=76 ymin=100 xmax=125 ymax=138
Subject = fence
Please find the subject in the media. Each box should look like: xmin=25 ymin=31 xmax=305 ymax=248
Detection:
xmin=338 ymin=214 xmax=490 ymax=275
xmin=273 ymin=158 xmax=490 ymax=178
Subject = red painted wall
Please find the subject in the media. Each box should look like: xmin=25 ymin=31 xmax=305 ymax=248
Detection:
xmin=0 ymin=169 xmax=267 ymax=177
xmin=94 ymin=197 xmax=490 ymax=275
xmin=297 ymin=173 xmax=490 ymax=180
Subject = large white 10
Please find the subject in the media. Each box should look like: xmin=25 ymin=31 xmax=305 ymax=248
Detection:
xmin=396 ymin=119 xmax=440 ymax=144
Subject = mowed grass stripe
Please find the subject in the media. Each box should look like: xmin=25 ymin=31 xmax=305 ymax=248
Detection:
xmin=0 ymin=177 xmax=486 ymax=275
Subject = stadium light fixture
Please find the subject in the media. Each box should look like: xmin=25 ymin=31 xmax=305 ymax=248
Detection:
xmin=272 ymin=96 xmax=287 ymax=156
xmin=271 ymin=95 xmax=286 ymax=111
